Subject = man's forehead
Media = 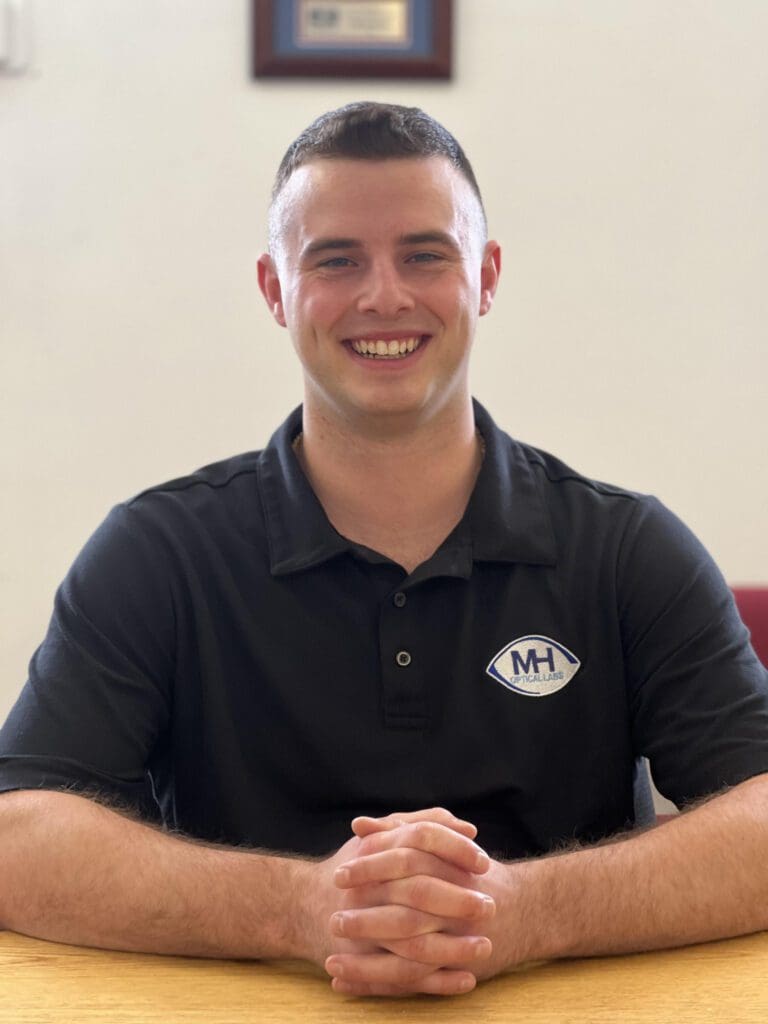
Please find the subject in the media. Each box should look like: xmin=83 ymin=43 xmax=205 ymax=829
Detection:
xmin=281 ymin=154 xmax=467 ymax=199
xmin=274 ymin=156 xmax=481 ymax=239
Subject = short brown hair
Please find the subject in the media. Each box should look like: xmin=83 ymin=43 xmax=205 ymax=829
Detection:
xmin=271 ymin=101 xmax=485 ymax=217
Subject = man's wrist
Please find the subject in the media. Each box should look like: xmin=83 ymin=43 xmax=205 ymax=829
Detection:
xmin=226 ymin=850 xmax=324 ymax=962
xmin=487 ymin=857 xmax=573 ymax=969
xmin=278 ymin=855 xmax=330 ymax=963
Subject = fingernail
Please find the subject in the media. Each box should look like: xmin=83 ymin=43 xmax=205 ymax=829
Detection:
xmin=325 ymin=956 xmax=344 ymax=978
xmin=334 ymin=866 xmax=350 ymax=886
xmin=457 ymin=975 xmax=475 ymax=993
xmin=330 ymin=912 xmax=346 ymax=936
xmin=479 ymin=894 xmax=495 ymax=915
xmin=474 ymin=846 xmax=490 ymax=870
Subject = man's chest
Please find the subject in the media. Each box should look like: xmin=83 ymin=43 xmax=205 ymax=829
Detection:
xmin=163 ymin=557 xmax=636 ymax=855
xmin=175 ymin=553 xmax=625 ymax=723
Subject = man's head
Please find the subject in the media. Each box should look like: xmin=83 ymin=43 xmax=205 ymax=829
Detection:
xmin=258 ymin=103 xmax=500 ymax=430
xmin=268 ymin=102 xmax=487 ymax=257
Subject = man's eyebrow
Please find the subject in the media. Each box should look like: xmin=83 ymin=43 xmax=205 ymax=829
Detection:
xmin=301 ymin=238 xmax=360 ymax=258
xmin=300 ymin=231 xmax=459 ymax=259
xmin=398 ymin=231 xmax=458 ymax=247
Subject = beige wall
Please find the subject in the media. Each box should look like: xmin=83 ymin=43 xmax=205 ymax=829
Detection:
xmin=2 ymin=0 xmax=766 ymax=722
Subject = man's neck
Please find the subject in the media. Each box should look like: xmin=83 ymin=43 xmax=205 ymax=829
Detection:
xmin=295 ymin=400 xmax=483 ymax=573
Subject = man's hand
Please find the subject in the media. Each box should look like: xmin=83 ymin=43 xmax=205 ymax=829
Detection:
xmin=301 ymin=810 xmax=484 ymax=974
xmin=321 ymin=808 xmax=500 ymax=996
xmin=321 ymin=777 xmax=768 ymax=998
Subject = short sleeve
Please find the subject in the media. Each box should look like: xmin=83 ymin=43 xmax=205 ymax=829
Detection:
xmin=0 ymin=503 xmax=176 ymax=817
xmin=618 ymin=496 xmax=768 ymax=807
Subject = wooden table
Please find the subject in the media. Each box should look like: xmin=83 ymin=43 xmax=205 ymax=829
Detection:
xmin=1 ymin=929 xmax=766 ymax=1023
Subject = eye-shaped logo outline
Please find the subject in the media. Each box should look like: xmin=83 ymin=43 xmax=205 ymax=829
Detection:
xmin=486 ymin=635 xmax=581 ymax=697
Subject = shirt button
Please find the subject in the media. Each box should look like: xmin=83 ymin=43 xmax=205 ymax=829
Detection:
xmin=396 ymin=650 xmax=412 ymax=667
xmin=393 ymin=592 xmax=407 ymax=608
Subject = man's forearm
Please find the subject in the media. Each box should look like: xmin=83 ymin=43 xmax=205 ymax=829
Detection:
xmin=500 ymin=774 xmax=768 ymax=967
xmin=0 ymin=789 xmax=315 ymax=960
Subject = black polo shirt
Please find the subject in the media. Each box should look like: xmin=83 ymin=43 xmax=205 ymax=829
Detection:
xmin=2 ymin=402 xmax=767 ymax=859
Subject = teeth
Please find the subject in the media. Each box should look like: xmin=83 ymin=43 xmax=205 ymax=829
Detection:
xmin=351 ymin=336 xmax=423 ymax=359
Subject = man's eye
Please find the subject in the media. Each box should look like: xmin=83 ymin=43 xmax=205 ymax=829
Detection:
xmin=319 ymin=257 xmax=354 ymax=268
xmin=407 ymin=252 xmax=442 ymax=264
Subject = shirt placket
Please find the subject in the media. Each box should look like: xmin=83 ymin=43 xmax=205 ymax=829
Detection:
xmin=378 ymin=584 xmax=429 ymax=730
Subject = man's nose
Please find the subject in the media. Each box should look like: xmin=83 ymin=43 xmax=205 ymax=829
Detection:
xmin=356 ymin=263 xmax=415 ymax=317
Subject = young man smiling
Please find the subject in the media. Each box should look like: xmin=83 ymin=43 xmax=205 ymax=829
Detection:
xmin=1 ymin=103 xmax=768 ymax=998
xmin=257 ymin=150 xmax=498 ymax=572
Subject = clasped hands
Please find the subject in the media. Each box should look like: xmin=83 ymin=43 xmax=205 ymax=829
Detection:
xmin=318 ymin=807 xmax=508 ymax=997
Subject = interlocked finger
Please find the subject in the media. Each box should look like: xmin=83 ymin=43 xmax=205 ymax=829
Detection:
xmin=380 ymin=931 xmax=492 ymax=966
xmin=335 ymin=847 xmax=477 ymax=890
xmin=326 ymin=951 xmax=477 ymax=995
xmin=340 ymin=875 xmax=496 ymax=921
xmin=330 ymin=972 xmax=477 ymax=997
xmin=351 ymin=820 xmax=490 ymax=874
xmin=332 ymin=903 xmax=443 ymax=941
xmin=352 ymin=807 xmax=478 ymax=840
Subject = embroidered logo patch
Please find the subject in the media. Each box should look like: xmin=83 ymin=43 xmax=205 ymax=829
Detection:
xmin=486 ymin=635 xmax=581 ymax=697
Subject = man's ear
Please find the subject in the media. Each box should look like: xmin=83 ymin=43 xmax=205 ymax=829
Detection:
xmin=478 ymin=241 xmax=501 ymax=317
xmin=257 ymin=253 xmax=287 ymax=328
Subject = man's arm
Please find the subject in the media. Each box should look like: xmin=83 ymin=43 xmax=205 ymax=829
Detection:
xmin=0 ymin=789 xmax=314 ymax=960
xmin=506 ymin=773 xmax=768 ymax=962
xmin=326 ymin=775 xmax=768 ymax=996
xmin=0 ymin=790 xmax=492 ymax=993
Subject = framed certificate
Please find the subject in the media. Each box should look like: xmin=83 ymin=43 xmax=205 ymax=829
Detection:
xmin=252 ymin=0 xmax=453 ymax=79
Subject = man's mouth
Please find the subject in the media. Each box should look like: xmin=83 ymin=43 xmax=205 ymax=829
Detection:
xmin=348 ymin=336 xmax=426 ymax=360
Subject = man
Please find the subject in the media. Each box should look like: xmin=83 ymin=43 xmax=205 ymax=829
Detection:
xmin=1 ymin=102 xmax=767 ymax=998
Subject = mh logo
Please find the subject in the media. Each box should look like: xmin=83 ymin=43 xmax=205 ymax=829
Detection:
xmin=486 ymin=635 xmax=580 ymax=697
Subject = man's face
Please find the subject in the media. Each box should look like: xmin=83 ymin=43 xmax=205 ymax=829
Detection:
xmin=258 ymin=156 xmax=500 ymax=431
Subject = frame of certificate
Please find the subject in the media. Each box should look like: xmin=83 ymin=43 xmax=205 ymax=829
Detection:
xmin=252 ymin=0 xmax=453 ymax=79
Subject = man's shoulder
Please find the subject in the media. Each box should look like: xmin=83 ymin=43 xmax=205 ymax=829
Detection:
xmin=506 ymin=437 xmax=709 ymax=579
xmin=516 ymin=439 xmax=646 ymax=504
xmin=476 ymin=399 xmax=649 ymax=511
xmin=102 ymin=450 xmax=271 ymax=552
xmin=125 ymin=450 xmax=265 ymax=508
xmin=121 ymin=407 xmax=302 ymax=518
